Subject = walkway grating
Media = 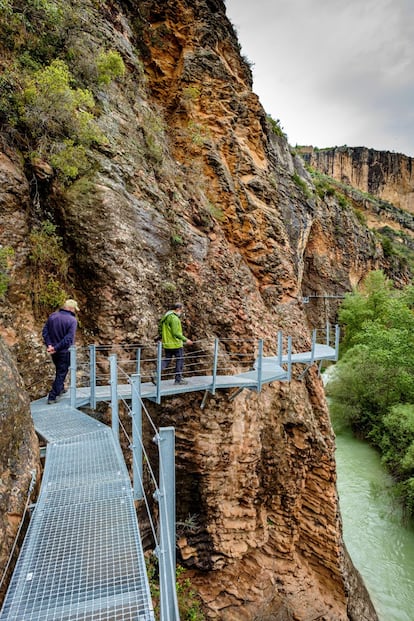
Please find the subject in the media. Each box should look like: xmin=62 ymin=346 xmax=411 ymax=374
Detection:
xmin=30 ymin=400 xmax=105 ymax=443
xmin=0 ymin=403 xmax=155 ymax=621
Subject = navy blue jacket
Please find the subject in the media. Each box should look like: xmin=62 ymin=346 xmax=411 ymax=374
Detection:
xmin=42 ymin=309 xmax=77 ymax=352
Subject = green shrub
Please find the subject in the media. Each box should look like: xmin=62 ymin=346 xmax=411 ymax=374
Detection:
xmin=29 ymin=221 xmax=67 ymax=272
xmin=310 ymin=170 xmax=339 ymax=199
xmin=396 ymin=477 xmax=414 ymax=520
xmin=188 ymin=121 xmax=208 ymax=147
xmin=0 ymin=0 xmax=12 ymax=13
xmin=0 ymin=0 xmax=65 ymax=61
xmin=207 ymin=202 xmax=224 ymax=222
xmin=380 ymin=234 xmax=395 ymax=257
xmin=266 ymin=114 xmax=285 ymax=138
xmin=29 ymin=221 xmax=68 ymax=313
xmin=0 ymin=69 xmax=23 ymax=125
xmin=49 ymin=140 xmax=89 ymax=180
xmin=37 ymin=276 xmax=67 ymax=309
xmin=182 ymin=86 xmax=201 ymax=102
xmin=17 ymin=59 xmax=107 ymax=178
xmin=176 ymin=565 xmax=205 ymax=621
xmin=96 ymin=50 xmax=125 ymax=85
xmin=0 ymin=246 xmax=14 ymax=298
xmin=353 ymin=207 xmax=367 ymax=225
xmin=337 ymin=193 xmax=349 ymax=209
xmin=292 ymin=172 xmax=311 ymax=198
xmin=171 ymin=233 xmax=184 ymax=246
xmin=380 ymin=405 xmax=414 ymax=476
xmin=161 ymin=281 xmax=177 ymax=293
xmin=145 ymin=556 xmax=205 ymax=621
xmin=0 ymin=7 xmax=129 ymax=183
xmin=21 ymin=60 xmax=99 ymax=140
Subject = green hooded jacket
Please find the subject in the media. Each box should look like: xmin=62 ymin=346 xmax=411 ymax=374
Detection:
xmin=159 ymin=311 xmax=188 ymax=349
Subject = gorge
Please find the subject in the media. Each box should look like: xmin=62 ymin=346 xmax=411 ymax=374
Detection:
xmin=0 ymin=1 xmax=411 ymax=619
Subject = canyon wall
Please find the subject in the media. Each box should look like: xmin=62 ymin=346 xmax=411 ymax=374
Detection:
xmin=302 ymin=146 xmax=414 ymax=213
xmin=0 ymin=338 xmax=39 ymax=602
xmin=0 ymin=1 xmax=399 ymax=618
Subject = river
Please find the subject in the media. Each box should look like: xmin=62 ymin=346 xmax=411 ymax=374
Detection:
xmin=335 ymin=429 xmax=414 ymax=620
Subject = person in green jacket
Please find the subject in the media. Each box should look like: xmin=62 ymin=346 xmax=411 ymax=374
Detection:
xmin=159 ymin=303 xmax=193 ymax=384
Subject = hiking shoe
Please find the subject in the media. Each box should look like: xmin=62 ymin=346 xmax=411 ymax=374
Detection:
xmin=174 ymin=379 xmax=189 ymax=385
xmin=47 ymin=397 xmax=57 ymax=404
xmin=59 ymin=389 xmax=68 ymax=396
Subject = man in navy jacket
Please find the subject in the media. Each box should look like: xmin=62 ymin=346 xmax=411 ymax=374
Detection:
xmin=42 ymin=299 xmax=79 ymax=404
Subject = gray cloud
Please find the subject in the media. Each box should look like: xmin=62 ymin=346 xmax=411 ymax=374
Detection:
xmin=225 ymin=0 xmax=414 ymax=155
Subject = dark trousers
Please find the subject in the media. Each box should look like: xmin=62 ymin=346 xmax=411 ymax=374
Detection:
xmin=49 ymin=351 xmax=70 ymax=399
xmin=161 ymin=347 xmax=184 ymax=382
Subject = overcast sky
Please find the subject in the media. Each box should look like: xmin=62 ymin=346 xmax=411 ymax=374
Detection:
xmin=225 ymin=0 xmax=414 ymax=157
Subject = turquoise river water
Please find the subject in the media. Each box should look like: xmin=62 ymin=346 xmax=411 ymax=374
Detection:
xmin=335 ymin=429 xmax=414 ymax=620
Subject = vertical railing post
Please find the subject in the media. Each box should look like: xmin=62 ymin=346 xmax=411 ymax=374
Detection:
xmin=277 ymin=330 xmax=283 ymax=367
xmin=130 ymin=373 xmax=143 ymax=500
xmin=89 ymin=344 xmax=96 ymax=410
xmin=155 ymin=427 xmax=179 ymax=621
xmin=211 ymin=338 xmax=219 ymax=395
xmin=70 ymin=346 xmax=77 ymax=408
xmin=326 ymin=321 xmax=331 ymax=347
xmin=257 ymin=339 xmax=264 ymax=393
xmin=109 ymin=354 xmax=119 ymax=443
xmin=136 ymin=347 xmax=141 ymax=375
xmin=334 ymin=324 xmax=340 ymax=361
xmin=156 ymin=341 xmax=162 ymax=405
xmin=310 ymin=329 xmax=316 ymax=364
xmin=287 ymin=336 xmax=293 ymax=381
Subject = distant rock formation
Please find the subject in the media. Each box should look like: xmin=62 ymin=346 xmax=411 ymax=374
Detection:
xmin=300 ymin=146 xmax=414 ymax=213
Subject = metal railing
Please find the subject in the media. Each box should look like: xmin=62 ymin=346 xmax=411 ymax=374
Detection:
xmin=67 ymin=324 xmax=340 ymax=408
xmin=110 ymin=359 xmax=181 ymax=621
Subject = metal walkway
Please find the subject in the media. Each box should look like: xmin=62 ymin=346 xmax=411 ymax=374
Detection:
xmin=0 ymin=400 xmax=155 ymax=621
xmin=0 ymin=326 xmax=339 ymax=621
xmin=72 ymin=335 xmax=340 ymax=408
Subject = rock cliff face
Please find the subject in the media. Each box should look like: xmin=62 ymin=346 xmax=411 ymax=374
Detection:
xmin=302 ymin=146 xmax=414 ymax=213
xmin=0 ymin=0 xmax=394 ymax=618
xmin=0 ymin=338 xmax=39 ymax=602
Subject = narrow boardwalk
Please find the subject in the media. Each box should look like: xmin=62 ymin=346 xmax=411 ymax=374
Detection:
xmin=74 ymin=341 xmax=338 ymax=407
xmin=0 ymin=329 xmax=339 ymax=620
xmin=0 ymin=399 xmax=154 ymax=621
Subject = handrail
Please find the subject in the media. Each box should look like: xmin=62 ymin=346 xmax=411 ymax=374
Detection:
xmin=70 ymin=346 xmax=77 ymax=408
xmin=66 ymin=326 xmax=340 ymax=406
